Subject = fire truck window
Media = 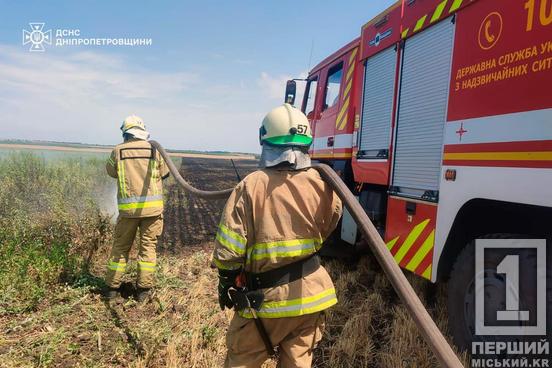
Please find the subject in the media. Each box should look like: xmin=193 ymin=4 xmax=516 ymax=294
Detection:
xmin=304 ymin=78 xmax=318 ymax=117
xmin=324 ymin=63 xmax=343 ymax=110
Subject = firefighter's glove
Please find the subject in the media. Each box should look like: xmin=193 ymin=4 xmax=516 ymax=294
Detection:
xmin=218 ymin=269 xmax=240 ymax=310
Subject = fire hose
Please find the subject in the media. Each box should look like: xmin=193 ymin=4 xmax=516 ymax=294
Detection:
xmin=150 ymin=140 xmax=464 ymax=368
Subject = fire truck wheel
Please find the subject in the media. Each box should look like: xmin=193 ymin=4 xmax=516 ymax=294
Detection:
xmin=447 ymin=234 xmax=550 ymax=352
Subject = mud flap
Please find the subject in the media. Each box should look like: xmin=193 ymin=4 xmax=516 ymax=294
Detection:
xmin=340 ymin=196 xmax=359 ymax=245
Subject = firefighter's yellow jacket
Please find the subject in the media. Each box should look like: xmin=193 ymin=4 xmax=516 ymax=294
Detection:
xmin=106 ymin=139 xmax=170 ymax=218
xmin=212 ymin=167 xmax=343 ymax=318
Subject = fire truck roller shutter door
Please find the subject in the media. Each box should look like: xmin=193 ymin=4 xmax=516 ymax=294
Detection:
xmin=359 ymin=46 xmax=397 ymax=159
xmin=392 ymin=18 xmax=455 ymax=198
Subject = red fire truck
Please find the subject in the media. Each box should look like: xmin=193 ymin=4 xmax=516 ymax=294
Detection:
xmin=286 ymin=0 xmax=552 ymax=348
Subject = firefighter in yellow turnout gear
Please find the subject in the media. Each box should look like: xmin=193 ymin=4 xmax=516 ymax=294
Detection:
xmin=213 ymin=104 xmax=343 ymax=367
xmin=104 ymin=115 xmax=170 ymax=302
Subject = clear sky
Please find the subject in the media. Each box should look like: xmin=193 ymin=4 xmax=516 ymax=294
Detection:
xmin=0 ymin=0 xmax=396 ymax=153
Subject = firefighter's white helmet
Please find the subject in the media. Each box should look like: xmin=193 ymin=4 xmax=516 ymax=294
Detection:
xmin=259 ymin=104 xmax=312 ymax=147
xmin=120 ymin=115 xmax=149 ymax=140
xmin=121 ymin=115 xmax=145 ymax=133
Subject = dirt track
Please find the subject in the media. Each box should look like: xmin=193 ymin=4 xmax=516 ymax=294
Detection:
xmin=160 ymin=157 xmax=258 ymax=252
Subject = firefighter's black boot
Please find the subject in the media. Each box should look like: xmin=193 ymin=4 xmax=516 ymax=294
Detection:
xmin=136 ymin=288 xmax=151 ymax=303
xmin=102 ymin=287 xmax=119 ymax=300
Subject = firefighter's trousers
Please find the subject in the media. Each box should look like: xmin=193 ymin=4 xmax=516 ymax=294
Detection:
xmin=225 ymin=312 xmax=325 ymax=368
xmin=105 ymin=215 xmax=163 ymax=289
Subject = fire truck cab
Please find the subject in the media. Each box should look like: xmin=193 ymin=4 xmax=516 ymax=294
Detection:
xmin=286 ymin=0 xmax=552 ymax=349
xmin=303 ymin=39 xmax=359 ymax=163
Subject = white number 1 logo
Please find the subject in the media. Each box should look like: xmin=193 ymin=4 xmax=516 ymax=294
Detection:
xmin=496 ymin=255 xmax=530 ymax=321
xmin=475 ymin=239 xmax=546 ymax=336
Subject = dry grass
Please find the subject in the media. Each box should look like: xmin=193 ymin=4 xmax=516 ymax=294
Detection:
xmin=314 ymin=254 xmax=469 ymax=368
xmin=0 ymin=243 xmax=279 ymax=368
xmin=0 ymin=241 xmax=470 ymax=368
xmin=126 ymin=250 xmax=228 ymax=368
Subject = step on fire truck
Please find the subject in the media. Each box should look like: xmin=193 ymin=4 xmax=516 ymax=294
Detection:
xmin=285 ymin=0 xmax=551 ymax=349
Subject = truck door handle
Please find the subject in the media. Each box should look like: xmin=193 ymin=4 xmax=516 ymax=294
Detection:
xmin=406 ymin=201 xmax=416 ymax=215
xmin=327 ymin=137 xmax=334 ymax=147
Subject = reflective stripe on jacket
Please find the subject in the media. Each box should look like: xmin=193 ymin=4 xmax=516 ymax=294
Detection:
xmin=106 ymin=139 xmax=170 ymax=218
xmin=212 ymin=168 xmax=342 ymax=318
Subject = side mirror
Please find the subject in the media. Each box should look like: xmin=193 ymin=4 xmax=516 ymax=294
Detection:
xmin=284 ymin=80 xmax=296 ymax=105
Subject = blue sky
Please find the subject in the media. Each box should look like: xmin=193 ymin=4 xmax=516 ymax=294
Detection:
xmin=0 ymin=0 xmax=395 ymax=153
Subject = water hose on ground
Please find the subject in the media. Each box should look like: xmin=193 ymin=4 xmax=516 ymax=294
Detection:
xmin=150 ymin=140 xmax=464 ymax=368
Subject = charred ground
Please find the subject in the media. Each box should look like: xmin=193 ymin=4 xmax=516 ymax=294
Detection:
xmin=161 ymin=157 xmax=258 ymax=250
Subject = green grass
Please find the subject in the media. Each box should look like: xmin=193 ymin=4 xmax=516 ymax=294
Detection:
xmin=0 ymin=152 xmax=113 ymax=314
xmin=0 ymin=151 xmax=233 ymax=368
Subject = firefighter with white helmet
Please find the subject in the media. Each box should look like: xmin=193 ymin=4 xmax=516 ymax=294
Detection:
xmin=213 ymin=104 xmax=342 ymax=367
xmin=103 ymin=115 xmax=170 ymax=302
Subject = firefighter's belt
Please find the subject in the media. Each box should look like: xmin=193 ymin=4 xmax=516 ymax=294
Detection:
xmin=246 ymin=254 xmax=320 ymax=290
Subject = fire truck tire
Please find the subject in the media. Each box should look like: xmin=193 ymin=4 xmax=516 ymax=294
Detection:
xmin=447 ymin=234 xmax=551 ymax=351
